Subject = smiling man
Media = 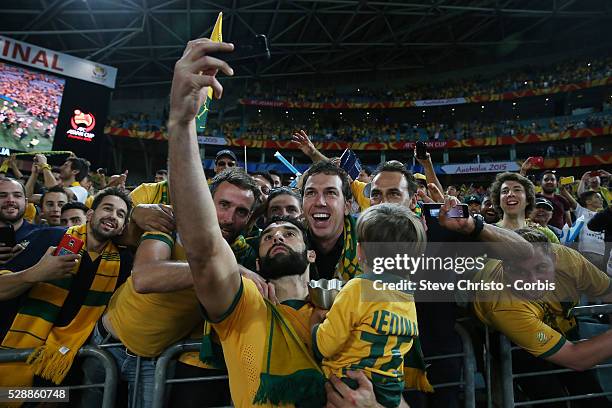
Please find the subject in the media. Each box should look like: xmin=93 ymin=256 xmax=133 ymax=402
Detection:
xmin=82 ymin=168 xmax=260 ymax=408
xmin=0 ymin=187 xmax=133 ymax=389
xmin=301 ymin=161 xmax=360 ymax=281
xmin=537 ymin=170 xmax=572 ymax=229
xmin=474 ymin=228 xmax=612 ymax=404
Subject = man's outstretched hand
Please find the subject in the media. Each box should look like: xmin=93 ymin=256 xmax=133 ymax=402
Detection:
xmin=168 ymin=39 xmax=234 ymax=126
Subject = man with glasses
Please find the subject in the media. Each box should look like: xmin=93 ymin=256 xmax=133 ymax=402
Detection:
xmin=214 ymin=150 xmax=237 ymax=175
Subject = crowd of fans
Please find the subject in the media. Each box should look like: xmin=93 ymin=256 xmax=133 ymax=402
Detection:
xmin=109 ymin=109 xmax=612 ymax=149
xmin=1 ymin=44 xmax=612 ymax=408
xmin=248 ymin=55 xmax=612 ymax=103
xmin=0 ymin=62 xmax=64 ymax=147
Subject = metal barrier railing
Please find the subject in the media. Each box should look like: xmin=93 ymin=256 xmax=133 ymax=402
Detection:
xmin=152 ymin=340 xmax=229 ymax=408
xmin=499 ymin=305 xmax=612 ymax=407
xmin=0 ymin=345 xmax=118 ymax=408
xmin=405 ymin=323 xmax=476 ymax=408
xmin=155 ymin=324 xmax=478 ymax=408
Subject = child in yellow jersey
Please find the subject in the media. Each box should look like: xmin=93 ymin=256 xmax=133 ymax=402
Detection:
xmin=312 ymin=274 xmax=419 ymax=407
xmin=311 ymin=203 xmax=428 ymax=408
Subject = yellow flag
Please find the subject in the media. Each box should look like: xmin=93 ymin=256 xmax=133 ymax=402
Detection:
xmin=196 ymin=12 xmax=223 ymax=132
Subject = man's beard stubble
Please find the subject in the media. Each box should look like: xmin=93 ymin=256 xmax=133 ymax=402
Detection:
xmin=258 ymin=245 xmax=310 ymax=281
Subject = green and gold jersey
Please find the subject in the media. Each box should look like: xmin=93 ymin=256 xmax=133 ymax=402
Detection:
xmin=473 ymin=245 xmax=612 ymax=357
xmin=313 ymin=273 xmax=418 ymax=405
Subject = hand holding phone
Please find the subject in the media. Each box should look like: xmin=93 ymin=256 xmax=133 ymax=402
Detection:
xmin=422 ymin=203 xmax=469 ymax=218
xmin=590 ymin=170 xmax=602 ymax=178
xmin=53 ymin=234 xmax=84 ymax=256
xmin=415 ymin=141 xmax=428 ymax=161
xmin=25 ymin=246 xmax=80 ymax=282
xmin=207 ymin=34 xmax=270 ymax=66
xmin=529 ymin=156 xmax=544 ymax=166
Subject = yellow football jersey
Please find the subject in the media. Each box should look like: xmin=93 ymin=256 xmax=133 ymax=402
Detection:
xmin=473 ymin=245 xmax=612 ymax=357
xmin=313 ymin=273 xmax=417 ymax=402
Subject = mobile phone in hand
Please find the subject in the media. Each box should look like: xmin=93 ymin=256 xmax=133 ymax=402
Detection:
xmin=422 ymin=203 xmax=469 ymax=218
xmin=416 ymin=141 xmax=428 ymax=160
xmin=53 ymin=234 xmax=84 ymax=256
xmin=0 ymin=225 xmax=16 ymax=247
xmin=207 ymin=34 xmax=270 ymax=66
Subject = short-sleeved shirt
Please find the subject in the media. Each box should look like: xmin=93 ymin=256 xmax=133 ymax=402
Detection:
xmin=350 ymin=180 xmax=371 ymax=212
xmin=129 ymin=180 xmax=170 ymax=206
xmin=313 ymin=274 xmax=417 ymax=387
xmin=473 ymin=245 xmax=612 ymax=358
xmin=537 ymin=193 xmax=570 ymax=229
xmin=575 ymin=205 xmax=605 ymax=256
xmin=206 ymin=276 xmax=313 ymax=408
xmin=106 ymin=232 xmax=201 ymax=357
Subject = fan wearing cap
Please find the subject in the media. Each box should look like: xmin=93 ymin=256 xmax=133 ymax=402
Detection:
xmin=214 ymin=150 xmax=237 ymax=175
xmin=529 ymin=197 xmax=562 ymax=239
xmin=463 ymin=195 xmax=482 ymax=217
xmin=414 ymin=173 xmax=428 ymax=197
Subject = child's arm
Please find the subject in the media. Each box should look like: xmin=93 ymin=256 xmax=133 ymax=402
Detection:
xmin=311 ymin=280 xmax=359 ymax=360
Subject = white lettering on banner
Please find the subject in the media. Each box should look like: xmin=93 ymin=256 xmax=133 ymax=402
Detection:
xmin=0 ymin=36 xmax=117 ymax=88
xmin=0 ymin=148 xmax=10 ymax=156
xmin=404 ymin=141 xmax=448 ymax=149
xmin=441 ymin=161 xmax=520 ymax=174
xmin=413 ymin=98 xmax=467 ymax=107
xmin=197 ymin=136 xmax=228 ymax=145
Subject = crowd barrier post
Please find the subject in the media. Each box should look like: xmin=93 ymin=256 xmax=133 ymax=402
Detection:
xmin=455 ymin=323 xmax=476 ymax=408
xmin=0 ymin=345 xmax=118 ymax=408
xmin=498 ymin=335 xmax=515 ymax=408
xmin=484 ymin=325 xmax=493 ymax=408
xmin=152 ymin=340 xmax=226 ymax=408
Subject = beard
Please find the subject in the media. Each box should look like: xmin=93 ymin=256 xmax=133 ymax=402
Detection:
xmin=90 ymin=216 xmax=122 ymax=241
xmin=259 ymin=245 xmax=309 ymax=281
xmin=0 ymin=205 xmax=25 ymax=224
xmin=542 ymin=185 xmax=555 ymax=194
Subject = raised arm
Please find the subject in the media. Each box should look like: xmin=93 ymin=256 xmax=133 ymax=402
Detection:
xmin=415 ymin=150 xmax=443 ymax=195
xmin=560 ymin=184 xmax=578 ymax=210
xmin=167 ymin=39 xmax=239 ymax=321
xmin=34 ymin=154 xmax=60 ymax=188
xmin=25 ymin=162 xmax=39 ymax=200
xmin=292 ymin=130 xmax=328 ymax=163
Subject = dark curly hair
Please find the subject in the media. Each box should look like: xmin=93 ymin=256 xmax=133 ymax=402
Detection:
xmin=490 ymin=172 xmax=536 ymax=216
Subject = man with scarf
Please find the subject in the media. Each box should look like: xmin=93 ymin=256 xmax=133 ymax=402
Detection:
xmin=167 ymin=38 xmax=403 ymax=407
xmin=82 ymin=168 xmax=261 ymax=408
xmin=302 ymin=161 xmax=361 ymax=281
xmin=0 ymin=187 xmax=133 ymax=390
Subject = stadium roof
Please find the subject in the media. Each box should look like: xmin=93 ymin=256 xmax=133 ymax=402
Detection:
xmin=2 ymin=0 xmax=612 ymax=90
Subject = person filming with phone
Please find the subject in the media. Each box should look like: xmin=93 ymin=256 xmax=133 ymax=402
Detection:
xmin=0 ymin=187 xmax=134 ymax=390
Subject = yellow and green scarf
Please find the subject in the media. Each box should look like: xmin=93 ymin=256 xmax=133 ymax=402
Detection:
xmin=0 ymin=224 xmax=121 ymax=387
xmin=336 ymin=216 xmax=361 ymax=282
xmin=0 ymin=151 xmax=74 ymax=174
xmin=253 ymin=299 xmax=326 ymax=408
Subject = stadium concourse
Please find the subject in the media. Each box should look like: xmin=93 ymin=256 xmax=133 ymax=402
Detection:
xmin=1 ymin=1 xmax=612 ymax=407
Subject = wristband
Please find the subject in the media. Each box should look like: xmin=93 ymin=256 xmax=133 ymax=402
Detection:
xmin=469 ymin=214 xmax=485 ymax=239
xmin=40 ymin=163 xmax=52 ymax=171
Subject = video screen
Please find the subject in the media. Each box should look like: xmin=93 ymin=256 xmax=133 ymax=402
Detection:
xmin=0 ymin=61 xmax=65 ymax=152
